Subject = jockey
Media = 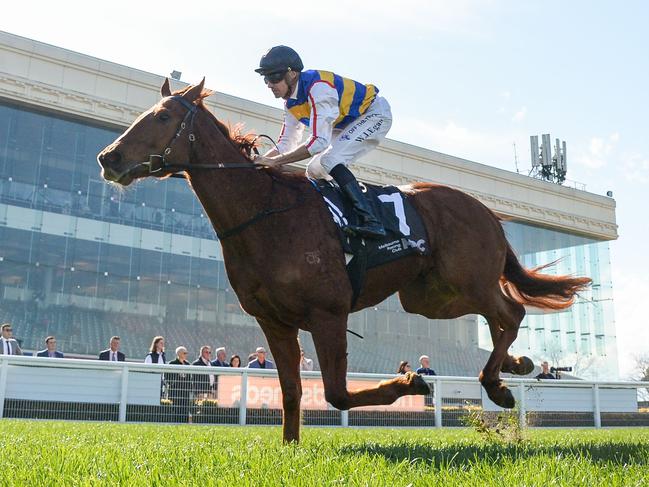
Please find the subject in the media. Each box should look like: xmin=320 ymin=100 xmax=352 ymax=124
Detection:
xmin=253 ymin=45 xmax=392 ymax=239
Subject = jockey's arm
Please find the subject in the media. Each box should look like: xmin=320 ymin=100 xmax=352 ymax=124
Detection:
xmin=264 ymin=111 xmax=304 ymax=158
xmin=256 ymin=82 xmax=339 ymax=168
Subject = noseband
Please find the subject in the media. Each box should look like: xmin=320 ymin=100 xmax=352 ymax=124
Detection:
xmin=120 ymin=95 xmax=257 ymax=181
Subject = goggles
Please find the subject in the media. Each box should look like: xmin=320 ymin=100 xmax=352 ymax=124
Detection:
xmin=263 ymin=70 xmax=288 ymax=84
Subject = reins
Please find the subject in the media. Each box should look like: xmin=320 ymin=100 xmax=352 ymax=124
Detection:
xmin=123 ymin=95 xmax=302 ymax=240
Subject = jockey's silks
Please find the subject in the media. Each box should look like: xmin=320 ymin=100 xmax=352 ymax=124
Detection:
xmin=286 ymin=70 xmax=378 ymax=129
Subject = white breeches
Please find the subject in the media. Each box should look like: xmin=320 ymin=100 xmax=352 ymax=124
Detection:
xmin=306 ymin=96 xmax=393 ymax=180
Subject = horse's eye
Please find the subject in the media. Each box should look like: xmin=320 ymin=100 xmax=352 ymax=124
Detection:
xmin=158 ymin=112 xmax=170 ymax=122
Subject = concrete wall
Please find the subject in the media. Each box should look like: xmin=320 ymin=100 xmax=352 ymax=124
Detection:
xmin=0 ymin=30 xmax=617 ymax=241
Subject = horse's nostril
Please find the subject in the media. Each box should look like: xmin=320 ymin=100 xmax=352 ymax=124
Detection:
xmin=103 ymin=150 xmax=122 ymax=165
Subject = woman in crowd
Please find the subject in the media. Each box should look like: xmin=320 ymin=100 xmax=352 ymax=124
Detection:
xmin=229 ymin=354 xmax=241 ymax=368
xmin=144 ymin=336 xmax=167 ymax=400
xmin=144 ymin=336 xmax=166 ymax=364
xmin=397 ymin=361 xmax=411 ymax=374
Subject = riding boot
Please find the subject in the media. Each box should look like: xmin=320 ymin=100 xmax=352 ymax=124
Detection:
xmin=329 ymin=164 xmax=386 ymax=239
xmin=339 ymin=180 xmax=387 ymax=239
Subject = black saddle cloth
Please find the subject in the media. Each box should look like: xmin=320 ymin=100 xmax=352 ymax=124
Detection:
xmin=312 ymin=179 xmax=430 ymax=269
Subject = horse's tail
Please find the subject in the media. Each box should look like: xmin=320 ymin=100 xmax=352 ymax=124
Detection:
xmin=500 ymin=242 xmax=592 ymax=310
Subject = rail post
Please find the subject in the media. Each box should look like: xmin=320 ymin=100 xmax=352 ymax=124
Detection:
xmin=341 ymin=409 xmax=349 ymax=427
xmin=434 ymin=377 xmax=442 ymax=428
xmin=518 ymin=383 xmax=527 ymax=428
xmin=0 ymin=358 xmax=8 ymax=419
xmin=118 ymin=365 xmax=129 ymax=423
xmin=239 ymin=370 xmax=248 ymax=426
xmin=593 ymin=384 xmax=601 ymax=428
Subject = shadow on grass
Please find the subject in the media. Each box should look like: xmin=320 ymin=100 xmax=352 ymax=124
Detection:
xmin=339 ymin=441 xmax=649 ymax=468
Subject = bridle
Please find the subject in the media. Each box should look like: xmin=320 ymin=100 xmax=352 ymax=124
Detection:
xmin=115 ymin=95 xmax=301 ymax=241
xmin=117 ymin=95 xmax=271 ymax=181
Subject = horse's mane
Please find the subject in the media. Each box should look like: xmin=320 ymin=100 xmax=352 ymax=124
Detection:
xmin=171 ymin=85 xmax=312 ymax=189
xmin=173 ymin=86 xmax=258 ymax=160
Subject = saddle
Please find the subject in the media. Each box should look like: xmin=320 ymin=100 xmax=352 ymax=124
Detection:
xmin=312 ymin=179 xmax=430 ymax=306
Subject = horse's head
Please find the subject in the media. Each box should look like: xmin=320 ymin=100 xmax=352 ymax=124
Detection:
xmin=97 ymin=78 xmax=210 ymax=186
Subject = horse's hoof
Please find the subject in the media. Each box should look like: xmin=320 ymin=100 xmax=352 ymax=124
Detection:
xmin=500 ymin=388 xmax=516 ymax=409
xmin=410 ymin=373 xmax=431 ymax=395
xmin=482 ymin=379 xmax=516 ymax=409
xmin=501 ymin=355 xmax=535 ymax=376
xmin=515 ymin=356 xmax=534 ymax=375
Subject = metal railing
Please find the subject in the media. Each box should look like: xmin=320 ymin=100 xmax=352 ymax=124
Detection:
xmin=0 ymin=355 xmax=647 ymax=428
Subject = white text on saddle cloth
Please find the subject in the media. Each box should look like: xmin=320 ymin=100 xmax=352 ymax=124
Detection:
xmin=324 ymin=192 xmax=411 ymax=236
xmin=323 ymin=196 xmax=349 ymax=227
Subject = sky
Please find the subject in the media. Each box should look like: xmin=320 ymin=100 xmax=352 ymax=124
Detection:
xmin=2 ymin=0 xmax=648 ymax=378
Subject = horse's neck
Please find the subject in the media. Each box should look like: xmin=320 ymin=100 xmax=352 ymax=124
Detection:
xmin=186 ymin=116 xmax=272 ymax=242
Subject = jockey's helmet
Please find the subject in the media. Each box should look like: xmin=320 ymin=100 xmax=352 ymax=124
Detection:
xmin=255 ymin=46 xmax=303 ymax=77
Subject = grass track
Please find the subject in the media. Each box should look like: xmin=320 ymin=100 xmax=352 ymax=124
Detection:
xmin=0 ymin=421 xmax=647 ymax=486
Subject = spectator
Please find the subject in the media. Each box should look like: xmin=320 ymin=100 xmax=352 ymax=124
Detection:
xmin=99 ymin=336 xmax=125 ymax=362
xmin=416 ymin=355 xmax=437 ymax=376
xmin=229 ymin=355 xmax=241 ymax=368
xmin=144 ymin=336 xmax=166 ymax=364
xmin=168 ymin=346 xmax=192 ymax=423
xmin=247 ymin=352 xmax=257 ymax=364
xmin=0 ymin=323 xmax=22 ymax=356
xmin=36 ymin=336 xmax=64 ymax=358
xmin=535 ymin=361 xmax=556 ymax=379
xmin=211 ymin=347 xmax=230 ymax=367
xmin=416 ymin=355 xmax=436 ymax=407
xmin=192 ymin=345 xmax=215 ymax=397
xmin=397 ymin=361 xmax=411 ymax=374
xmin=300 ymin=349 xmax=314 ymax=371
xmin=247 ymin=347 xmax=275 ymax=369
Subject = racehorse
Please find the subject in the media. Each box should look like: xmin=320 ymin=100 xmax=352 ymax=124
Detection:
xmin=97 ymin=79 xmax=591 ymax=443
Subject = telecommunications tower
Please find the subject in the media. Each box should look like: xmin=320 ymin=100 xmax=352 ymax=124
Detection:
xmin=529 ymin=134 xmax=567 ymax=185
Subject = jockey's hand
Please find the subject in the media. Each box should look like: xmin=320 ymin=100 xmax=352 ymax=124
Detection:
xmin=253 ymin=155 xmax=281 ymax=168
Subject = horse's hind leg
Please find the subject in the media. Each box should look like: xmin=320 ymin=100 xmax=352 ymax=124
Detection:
xmin=400 ymin=272 xmax=532 ymax=375
xmin=479 ymin=296 xmax=527 ymax=408
xmin=309 ymin=310 xmax=430 ymax=411
xmin=489 ymin=319 xmax=534 ymax=376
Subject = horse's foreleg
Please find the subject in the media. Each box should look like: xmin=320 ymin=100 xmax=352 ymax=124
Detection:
xmin=310 ymin=312 xmax=429 ymax=410
xmin=258 ymin=320 xmax=302 ymax=443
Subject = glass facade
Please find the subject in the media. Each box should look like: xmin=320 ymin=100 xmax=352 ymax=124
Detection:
xmin=0 ymin=101 xmax=617 ymax=378
xmin=477 ymin=221 xmax=617 ymax=379
xmin=0 ymin=102 xmax=477 ymax=372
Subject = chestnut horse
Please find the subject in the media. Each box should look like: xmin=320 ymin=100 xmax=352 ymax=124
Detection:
xmin=97 ymin=79 xmax=591 ymax=442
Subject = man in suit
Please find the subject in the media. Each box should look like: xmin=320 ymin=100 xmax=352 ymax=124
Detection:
xmin=0 ymin=323 xmax=22 ymax=356
xmin=211 ymin=346 xmax=230 ymax=367
xmin=191 ymin=345 xmax=215 ymax=397
xmin=36 ymin=336 xmax=64 ymax=358
xmin=98 ymin=336 xmax=125 ymax=362
xmin=247 ymin=347 xmax=275 ymax=369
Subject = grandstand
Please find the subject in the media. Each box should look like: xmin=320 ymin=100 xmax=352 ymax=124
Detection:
xmin=0 ymin=31 xmax=619 ymax=379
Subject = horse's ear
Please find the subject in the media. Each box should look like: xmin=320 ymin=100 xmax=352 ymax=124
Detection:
xmin=183 ymin=78 xmax=206 ymax=104
xmin=161 ymin=78 xmax=172 ymax=97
